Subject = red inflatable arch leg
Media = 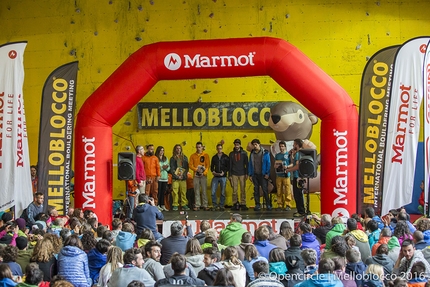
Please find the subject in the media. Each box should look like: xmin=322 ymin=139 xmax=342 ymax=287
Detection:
xmin=74 ymin=37 xmax=358 ymax=225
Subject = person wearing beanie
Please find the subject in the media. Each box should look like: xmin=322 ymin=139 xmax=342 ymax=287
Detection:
xmin=248 ymin=138 xmax=271 ymax=211
xmin=16 ymin=236 xmax=32 ymax=273
xmin=229 ymin=139 xmax=249 ymax=211
xmin=15 ymin=219 xmax=27 ymax=237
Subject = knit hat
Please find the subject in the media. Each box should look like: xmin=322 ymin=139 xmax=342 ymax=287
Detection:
xmin=0 ymin=234 xmax=13 ymax=244
xmin=35 ymin=220 xmax=47 ymax=230
xmin=15 ymin=218 xmax=26 ymax=229
xmin=233 ymin=139 xmax=241 ymax=144
xmin=15 ymin=236 xmax=28 ymax=250
xmin=1 ymin=212 xmax=13 ymax=222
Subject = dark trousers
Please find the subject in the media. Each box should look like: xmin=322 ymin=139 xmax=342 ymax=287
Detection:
xmin=252 ymin=174 xmax=270 ymax=207
xmin=293 ymin=177 xmax=305 ymax=214
xmin=158 ymin=181 xmax=167 ymax=207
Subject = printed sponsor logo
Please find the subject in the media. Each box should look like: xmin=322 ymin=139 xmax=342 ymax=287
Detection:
xmin=164 ymin=52 xmax=256 ymax=70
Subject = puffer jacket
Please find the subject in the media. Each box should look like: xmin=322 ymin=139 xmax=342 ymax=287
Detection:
xmin=87 ymin=247 xmax=107 ymax=284
xmin=57 ymin=245 xmax=91 ymax=287
xmin=301 ymin=232 xmax=321 ymax=261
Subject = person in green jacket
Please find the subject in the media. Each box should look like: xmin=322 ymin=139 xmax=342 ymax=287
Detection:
xmin=218 ymin=214 xmax=247 ymax=247
xmin=325 ymin=216 xmax=345 ymax=250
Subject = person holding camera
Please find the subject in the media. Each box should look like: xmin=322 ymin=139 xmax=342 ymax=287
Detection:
xmin=274 ymin=141 xmax=292 ymax=211
xmin=190 ymin=142 xmax=210 ymax=211
xmin=133 ymin=194 xmax=164 ymax=241
xmin=285 ymin=139 xmax=305 ymax=217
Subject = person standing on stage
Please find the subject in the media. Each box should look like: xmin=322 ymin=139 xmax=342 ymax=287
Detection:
xmin=143 ymin=144 xmax=161 ymax=205
xmin=135 ymin=145 xmax=146 ymax=194
xmin=229 ymin=139 xmax=249 ymax=211
xmin=274 ymin=141 xmax=292 ymax=211
xmin=286 ymin=139 xmax=306 ymax=217
xmin=170 ymin=144 xmax=190 ymax=211
xmin=248 ymin=139 xmax=271 ymax=211
xmin=189 ymin=142 xmax=210 ymax=211
xmin=156 ymin=146 xmax=170 ymax=211
xmin=210 ymin=144 xmax=230 ymax=211
xmin=31 ymin=165 xmax=38 ymax=193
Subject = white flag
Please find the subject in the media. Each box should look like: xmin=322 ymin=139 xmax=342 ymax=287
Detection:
xmin=382 ymin=37 xmax=430 ymax=215
xmin=0 ymin=42 xmax=32 ymax=216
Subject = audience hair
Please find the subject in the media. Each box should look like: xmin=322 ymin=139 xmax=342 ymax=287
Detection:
xmin=255 ymin=225 xmax=269 ymax=241
xmin=346 ymin=248 xmax=361 ymax=263
xmin=318 ymin=258 xmax=335 ymax=274
xmin=301 ymin=248 xmax=317 ymax=265
xmin=170 ymin=253 xmax=187 ymax=274
xmin=268 ymin=247 xmax=285 ymax=263
xmin=244 ymin=245 xmax=259 ymax=261
xmin=199 ymin=220 xmax=211 ymax=233
xmin=290 ymin=234 xmax=302 ymax=247
xmin=241 ymin=232 xmax=252 ymax=244
xmin=252 ymin=260 xmax=269 ymax=274
xmin=279 ymin=221 xmax=294 ymax=240
xmin=170 ymin=221 xmax=184 ymax=236
xmin=213 ymin=268 xmax=237 ymax=287
xmin=185 ymin=238 xmax=203 ymax=256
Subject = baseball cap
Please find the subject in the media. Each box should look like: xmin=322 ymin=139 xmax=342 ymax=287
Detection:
xmin=233 ymin=139 xmax=241 ymax=144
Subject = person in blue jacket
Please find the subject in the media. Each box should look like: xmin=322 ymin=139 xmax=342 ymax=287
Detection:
xmin=295 ymin=258 xmax=343 ymax=287
xmin=57 ymin=234 xmax=91 ymax=287
xmin=248 ymin=139 xmax=271 ymax=211
xmin=87 ymin=239 xmax=110 ymax=284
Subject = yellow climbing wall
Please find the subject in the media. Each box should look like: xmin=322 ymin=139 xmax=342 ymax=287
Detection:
xmin=1 ymin=0 xmax=429 ymax=210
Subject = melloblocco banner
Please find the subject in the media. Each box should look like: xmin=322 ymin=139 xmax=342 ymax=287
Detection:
xmin=358 ymin=46 xmax=399 ymax=215
xmin=38 ymin=62 xmax=78 ymax=215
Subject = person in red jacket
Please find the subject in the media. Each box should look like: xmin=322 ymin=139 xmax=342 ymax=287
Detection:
xmin=418 ymin=180 xmax=427 ymax=215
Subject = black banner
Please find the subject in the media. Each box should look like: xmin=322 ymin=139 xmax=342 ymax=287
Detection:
xmin=137 ymin=102 xmax=278 ymax=130
xmin=357 ymin=47 xmax=399 ymax=215
xmin=37 ymin=62 xmax=78 ymax=215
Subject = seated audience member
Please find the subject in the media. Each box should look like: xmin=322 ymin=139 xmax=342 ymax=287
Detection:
xmin=393 ymin=239 xmax=430 ymax=278
xmin=372 ymin=227 xmax=393 ymax=256
xmin=345 ymin=218 xmax=371 ymax=261
xmin=393 ymin=220 xmax=413 ymax=246
xmin=301 ymin=248 xmax=318 ymax=278
xmin=253 ymin=226 xmax=276 ymax=260
xmin=18 ymin=262 xmax=45 ymax=287
xmin=268 ymin=248 xmax=287 ymax=285
xmin=95 ymin=225 xmax=108 ymax=241
xmin=81 ymin=231 xmax=97 ymax=253
xmin=136 ymin=228 xmax=155 ymax=248
xmin=213 ymin=268 xmax=238 ymax=287
xmin=299 ymin=222 xmax=320 ymax=261
xmin=87 ymin=239 xmax=110 ymax=284
xmin=321 ymin=235 xmax=349 ymax=260
xmin=57 ymin=234 xmax=91 ymax=287
xmin=133 ymin=194 xmax=164 ymax=240
xmin=367 ymin=220 xmax=381 ymax=250
xmin=108 ymin=248 xmax=155 ymax=287
xmin=285 ymin=255 xmax=305 ymax=287
xmin=194 ymin=220 xmax=210 ymax=245
xmin=387 ymin=236 xmax=402 ymax=263
xmin=246 ymin=261 xmax=284 ymax=287
xmin=345 ymin=248 xmax=367 ymax=287
xmin=416 ymin=218 xmax=430 ymax=245
xmin=110 ymin=218 xmax=122 ymax=244
xmin=115 ymin=222 xmax=137 ymax=251
xmin=413 ymin=230 xmax=430 ymax=250
xmin=279 ymin=221 xmax=294 ymax=247
xmin=160 ymin=221 xmax=193 ymax=265
xmin=102 ymin=230 xmax=114 ymax=244
xmin=311 ymin=214 xmax=332 ymax=245
xmin=30 ymin=237 xmax=58 ymax=282
xmin=362 ymin=264 xmax=385 ymax=287
xmin=242 ymin=244 xmax=267 ymax=282
xmin=142 ymin=240 xmax=165 ymax=281
xmin=0 ymin=264 xmax=18 ymax=286
xmin=155 ymin=253 xmax=205 ymax=287
xmin=198 ymin=247 xmax=224 ymax=285
xmin=235 ymin=232 xmax=253 ymax=262
xmin=220 ymin=246 xmax=246 ymax=287
xmin=407 ymin=261 xmax=428 ymax=286
xmin=365 ymin=244 xmax=394 ymax=279
xmin=2 ymin=245 xmax=23 ymax=277
xmin=284 ymin=234 xmax=305 ymax=270
xmin=364 ymin=207 xmax=384 ymax=230
xmin=97 ymin=246 xmax=123 ymax=287
xmin=219 ymin=214 xmax=247 ymax=247
xmin=267 ymin=225 xmax=288 ymax=250
xmin=325 ymin=216 xmax=345 ymax=250
xmin=332 ymin=257 xmax=356 ymax=287
xmin=15 ymin=236 xmax=31 ymax=273
xmin=185 ymin=238 xmax=205 ymax=274
xmin=295 ymin=258 xmax=343 ymax=287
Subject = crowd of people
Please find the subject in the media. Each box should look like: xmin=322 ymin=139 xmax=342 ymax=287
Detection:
xmin=1 ymin=204 xmax=430 ymax=286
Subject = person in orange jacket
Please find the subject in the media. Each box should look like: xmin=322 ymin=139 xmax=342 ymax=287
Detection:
xmin=189 ymin=142 xmax=210 ymax=211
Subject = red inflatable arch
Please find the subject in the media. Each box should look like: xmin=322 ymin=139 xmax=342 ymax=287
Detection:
xmin=74 ymin=37 xmax=358 ymax=225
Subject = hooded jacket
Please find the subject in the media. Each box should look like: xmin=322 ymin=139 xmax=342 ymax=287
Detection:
xmin=185 ymin=253 xmax=205 ymax=274
xmin=394 ymin=249 xmax=430 ymax=277
xmin=301 ymin=232 xmax=321 ymax=261
xmin=57 ymin=245 xmax=91 ymax=287
xmin=221 ymin=260 xmax=246 ymax=287
xmin=284 ymin=246 xmax=305 ymax=270
xmin=347 ymin=230 xmax=371 ymax=261
xmin=368 ymin=229 xmax=381 ymax=250
xmin=325 ymin=224 xmax=345 ymax=250
xmin=197 ymin=262 xmax=224 ymax=286
xmin=133 ymin=202 xmax=164 ymax=237
xmin=254 ymin=240 xmax=277 ymax=260
xmin=345 ymin=261 xmax=367 ymax=287
xmin=295 ymin=273 xmax=343 ymax=287
xmin=0 ymin=278 xmax=18 ymax=287
xmin=365 ymin=254 xmax=394 ymax=277
xmin=229 ymin=147 xmax=248 ymax=176
xmin=115 ymin=231 xmax=136 ymax=251
xmin=248 ymin=147 xmax=271 ymax=176
xmin=218 ymin=221 xmax=247 ymax=246
xmin=242 ymin=256 xmax=267 ymax=281
xmin=371 ymin=236 xmax=391 ymax=256
xmin=211 ymin=152 xmax=229 ymax=177
xmin=87 ymin=248 xmax=107 ymax=284
xmin=235 ymin=242 xmax=253 ymax=262
xmin=142 ymin=257 xmax=165 ymax=281
xmin=269 ymin=261 xmax=287 ymax=275
xmin=387 ymin=236 xmax=401 ymax=263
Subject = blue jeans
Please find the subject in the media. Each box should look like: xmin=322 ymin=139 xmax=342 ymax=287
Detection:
xmin=127 ymin=195 xmax=136 ymax=218
xmin=211 ymin=177 xmax=226 ymax=207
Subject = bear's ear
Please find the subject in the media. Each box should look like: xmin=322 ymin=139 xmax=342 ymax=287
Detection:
xmin=309 ymin=113 xmax=318 ymax=125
